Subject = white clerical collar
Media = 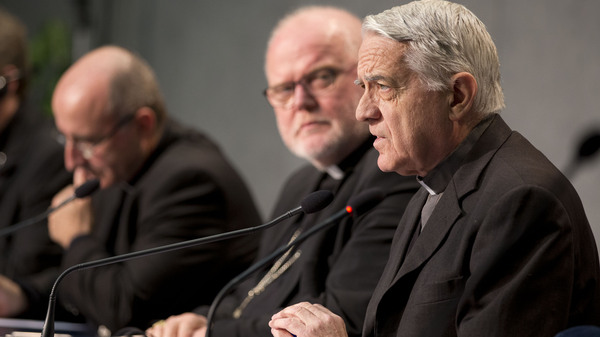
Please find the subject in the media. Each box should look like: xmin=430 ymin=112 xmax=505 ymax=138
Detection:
xmin=325 ymin=165 xmax=344 ymax=180
xmin=416 ymin=176 xmax=437 ymax=196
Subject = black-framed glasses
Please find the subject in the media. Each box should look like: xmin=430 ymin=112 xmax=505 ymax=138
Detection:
xmin=263 ymin=66 xmax=351 ymax=109
xmin=56 ymin=113 xmax=136 ymax=159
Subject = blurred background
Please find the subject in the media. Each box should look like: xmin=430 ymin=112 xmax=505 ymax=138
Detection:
xmin=2 ymin=0 xmax=599 ymax=248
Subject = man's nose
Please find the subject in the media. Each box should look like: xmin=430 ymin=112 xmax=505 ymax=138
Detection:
xmin=291 ymin=83 xmax=318 ymax=111
xmin=63 ymin=141 xmax=86 ymax=172
xmin=356 ymin=90 xmax=381 ymax=122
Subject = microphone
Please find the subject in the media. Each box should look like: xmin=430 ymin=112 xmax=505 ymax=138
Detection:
xmin=563 ymin=129 xmax=600 ymax=179
xmin=203 ymin=188 xmax=386 ymax=337
xmin=39 ymin=189 xmax=333 ymax=337
xmin=0 ymin=178 xmax=100 ymax=237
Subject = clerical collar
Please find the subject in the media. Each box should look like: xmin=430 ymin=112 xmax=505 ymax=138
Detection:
xmin=321 ymin=136 xmax=375 ymax=180
xmin=417 ymin=114 xmax=496 ymax=196
xmin=325 ymin=165 xmax=344 ymax=180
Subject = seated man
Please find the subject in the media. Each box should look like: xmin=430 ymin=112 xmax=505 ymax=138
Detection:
xmin=145 ymin=6 xmax=419 ymax=337
xmin=11 ymin=45 xmax=262 ymax=333
xmin=0 ymin=6 xmax=70 ymax=319
xmin=269 ymin=1 xmax=600 ymax=336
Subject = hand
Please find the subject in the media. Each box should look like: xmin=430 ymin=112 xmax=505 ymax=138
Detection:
xmin=269 ymin=302 xmax=348 ymax=337
xmin=0 ymin=274 xmax=27 ymax=317
xmin=48 ymin=168 xmax=94 ymax=249
xmin=146 ymin=312 xmax=207 ymax=337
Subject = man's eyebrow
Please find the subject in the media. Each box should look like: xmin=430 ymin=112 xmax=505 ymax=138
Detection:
xmin=58 ymin=131 xmax=101 ymax=143
xmin=271 ymin=65 xmax=339 ymax=87
xmin=354 ymin=75 xmax=388 ymax=86
xmin=364 ymin=75 xmax=387 ymax=82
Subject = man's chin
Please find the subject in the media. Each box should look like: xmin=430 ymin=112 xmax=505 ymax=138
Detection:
xmin=376 ymin=155 xmax=397 ymax=173
xmin=294 ymin=141 xmax=343 ymax=166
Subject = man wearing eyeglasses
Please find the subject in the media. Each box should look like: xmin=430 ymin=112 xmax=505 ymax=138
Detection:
xmin=146 ymin=6 xmax=418 ymax=337
xmin=0 ymin=6 xmax=71 ymax=320
xmin=33 ymin=45 xmax=263 ymax=333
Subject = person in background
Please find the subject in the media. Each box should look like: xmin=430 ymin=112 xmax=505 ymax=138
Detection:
xmin=269 ymin=1 xmax=600 ymax=336
xmin=25 ymin=45 xmax=260 ymax=333
xmin=145 ymin=6 xmax=419 ymax=337
xmin=0 ymin=6 xmax=71 ymax=319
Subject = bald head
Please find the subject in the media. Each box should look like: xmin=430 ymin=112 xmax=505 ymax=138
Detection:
xmin=266 ymin=6 xmax=362 ymax=74
xmin=52 ymin=46 xmax=167 ymax=188
xmin=53 ymin=46 xmax=166 ymax=126
xmin=53 ymin=47 xmax=127 ymax=124
xmin=264 ymin=6 xmax=369 ymax=169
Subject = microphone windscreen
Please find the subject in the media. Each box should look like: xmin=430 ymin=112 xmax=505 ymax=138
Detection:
xmin=300 ymin=190 xmax=334 ymax=214
xmin=578 ymin=131 xmax=600 ymax=160
xmin=74 ymin=178 xmax=101 ymax=198
xmin=347 ymin=188 xmax=385 ymax=217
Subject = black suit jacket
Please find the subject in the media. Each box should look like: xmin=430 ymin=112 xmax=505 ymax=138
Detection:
xmin=200 ymin=142 xmax=420 ymax=337
xmin=55 ymin=120 xmax=262 ymax=332
xmin=363 ymin=115 xmax=600 ymax=337
xmin=0 ymin=104 xmax=71 ymax=318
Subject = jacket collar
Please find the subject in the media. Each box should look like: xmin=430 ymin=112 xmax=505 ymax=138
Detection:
xmin=393 ymin=114 xmax=513 ymax=281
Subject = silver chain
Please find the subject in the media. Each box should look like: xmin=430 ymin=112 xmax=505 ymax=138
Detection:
xmin=232 ymin=229 xmax=303 ymax=319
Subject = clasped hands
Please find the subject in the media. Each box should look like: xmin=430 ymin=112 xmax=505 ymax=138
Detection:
xmin=269 ymin=302 xmax=348 ymax=337
xmin=143 ymin=302 xmax=346 ymax=337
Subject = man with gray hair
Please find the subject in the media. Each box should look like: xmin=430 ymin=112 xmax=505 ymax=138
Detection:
xmin=269 ymin=1 xmax=600 ymax=336
xmin=146 ymin=6 xmax=418 ymax=337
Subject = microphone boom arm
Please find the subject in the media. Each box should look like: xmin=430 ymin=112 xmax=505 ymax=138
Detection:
xmin=40 ymin=206 xmax=303 ymax=337
xmin=204 ymin=208 xmax=349 ymax=337
xmin=0 ymin=196 xmax=75 ymax=237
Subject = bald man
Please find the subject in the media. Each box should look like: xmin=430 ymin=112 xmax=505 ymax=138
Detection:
xmin=146 ymin=6 xmax=418 ymax=337
xmin=38 ymin=46 xmax=261 ymax=332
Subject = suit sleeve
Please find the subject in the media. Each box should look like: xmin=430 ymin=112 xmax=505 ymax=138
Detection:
xmin=457 ymin=186 xmax=582 ymax=337
xmin=9 ymin=140 xmax=71 ymax=319
xmin=58 ymin=168 xmax=233 ymax=331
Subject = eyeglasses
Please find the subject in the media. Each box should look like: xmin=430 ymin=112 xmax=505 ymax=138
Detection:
xmin=56 ymin=113 xmax=136 ymax=160
xmin=263 ymin=66 xmax=351 ymax=109
xmin=0 ymin=71 xmax=20 ymax=97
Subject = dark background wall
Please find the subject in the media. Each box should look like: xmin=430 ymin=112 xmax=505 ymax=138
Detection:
xmin=2 ymin=0 xmax=599 ymax=249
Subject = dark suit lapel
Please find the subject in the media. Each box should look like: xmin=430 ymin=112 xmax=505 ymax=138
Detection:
xmin=392 ymin=115 xmax=513 ymax=283
xmin=365 ymin=115 xmax=516 ymax=335
xmin=91 ymin=184 xmax=128 ymax=254
xmin=248 ymin=169 xmax=334 ymax=311
xmin=257 ymin=159 xmax=363 ymax=310
xmin=380 ymin=189 xmax=427 ymax=285
xmin=363 ymin=189 xmax=426 ymax=336
xmin=266 ymin=170 xmax=324 ymax=251
xmin=393 ymin=183 xmax=462 ymax=283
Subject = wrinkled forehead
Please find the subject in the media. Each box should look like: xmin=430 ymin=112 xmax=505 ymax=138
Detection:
xmin=357 ymin=33 xmax=409 ymax=79
xmin=266 ymin=25 xmax=356 ymax=84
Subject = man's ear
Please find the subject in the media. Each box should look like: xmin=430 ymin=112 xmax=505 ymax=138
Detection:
xmin=134 ymin=107 xmax=157 ymax=136
xmin=448 ymin=72 xmax=477 ymax=122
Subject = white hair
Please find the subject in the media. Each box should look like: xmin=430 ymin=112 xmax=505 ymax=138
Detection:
xmin=363 ymin=0 xmax=505 ymax=115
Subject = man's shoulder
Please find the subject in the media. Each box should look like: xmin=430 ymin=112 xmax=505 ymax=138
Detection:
xmin=476 ymin=130 xmax=565 ymax=192
xmin=2 ymin=106 xmax=69 ymax=194
xmin=276 ymin=147 xmax=419 ymax=213
xmin=134 ymin=122 xmax=255 ymax=204
xmin=150 ymin=121 xmax=238 ymax=177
